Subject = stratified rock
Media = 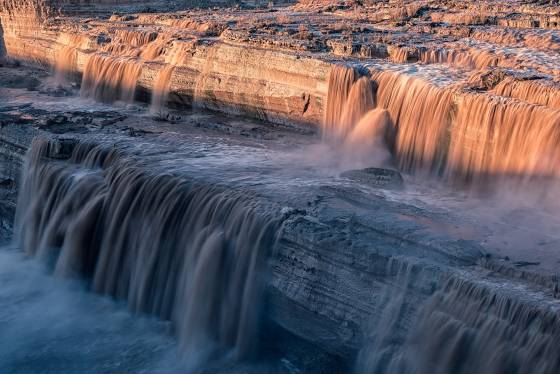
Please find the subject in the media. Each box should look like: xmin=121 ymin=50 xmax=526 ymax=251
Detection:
xmin=341 ymin=167 xmax=404 ymax=189
xmin=1 ymin=1 xmax=560 ymax=372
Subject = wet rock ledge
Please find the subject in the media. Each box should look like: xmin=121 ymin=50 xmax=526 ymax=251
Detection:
xmin=0 ymin=88 xmax=559 ymax=372
xmin=1 ymin=1 xmax=560 ymax=372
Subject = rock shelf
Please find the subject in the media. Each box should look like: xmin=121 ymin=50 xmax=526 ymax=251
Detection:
xmin=1 ymin=1 xmax=560 ymax=373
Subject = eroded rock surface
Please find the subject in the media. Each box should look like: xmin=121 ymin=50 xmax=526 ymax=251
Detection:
xmin=2 ymin=0 xmax=560 ymax=181
xmin=1 ymin=1 xmax=560 ymax=373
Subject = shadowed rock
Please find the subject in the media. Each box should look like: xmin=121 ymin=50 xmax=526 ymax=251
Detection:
xmin=341 ymin=167 xmax=404 ymax=189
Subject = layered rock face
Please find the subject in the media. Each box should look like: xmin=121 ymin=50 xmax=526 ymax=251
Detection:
xmin=1 ymin=2 xmax=328 ymax=125
xmin=2 ymin=113 xmax=559 ymax=373
xmin=3 ymin=0 xmax=560 ymax=180
xmin=1 ymin=0 xmax=560 ymax=373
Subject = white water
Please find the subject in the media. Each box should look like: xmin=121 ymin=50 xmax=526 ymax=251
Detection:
xmin=0 ymin=247 xmax=181 ymax=373
xmin=3 ymin=70 xmax=560 ymax=373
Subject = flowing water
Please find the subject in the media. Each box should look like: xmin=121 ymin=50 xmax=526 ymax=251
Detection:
xmin=324 ymin=64 xmax=560 ymax=188
xmin=355 ymin=260 xmax=560 ymax=374
xmin=492 ymin=77 xmax=560 ymax=110
xmin=80 ymin=54 xmax=143 ymax=103
xmin=3 ymin=54 xmax=560 ymax=373
xmin=54 ymin=46 xmax=78 ymax=85
xmin=151 ymin=65 xmax=175 ymax=114
xmin=14 ymin=137 xmax=281 ymax=371
xmin=0 ymin=247 xmax=181 ymax=374
xmin=323 ymin=65 xmax=394 ymax=169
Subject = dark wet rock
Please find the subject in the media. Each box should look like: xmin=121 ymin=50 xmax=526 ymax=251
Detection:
xmin=0 ymin=74 xmax=41 ymax=90
xmin=38 ymin=84 xmax=75 ymax=97
xmin=97 ymin=114 xmax=128 ymax=127
xmin=341 ymin=167 xmax=404 ymax=189
xmin=0 ymin=178 xmax=14 ymax=188
xmin=0 ymin=112 xmax=33 ymax=127
xmin=152 ymin=112 xmax=182 ymax=122
xmin=125 ymin=127 xmax=157 ymax=137
xmin=0 ymin=202 xmax=13 ymax=243
xmin=0 ymin=177 xmax=15 ymax=244
xmin=513 ymin=261 xmax=541 ymax=267
xmin=45 ymin=114 xmax=70 ymax=126
xmin=38 ymin=114 xmax=89 ymax=134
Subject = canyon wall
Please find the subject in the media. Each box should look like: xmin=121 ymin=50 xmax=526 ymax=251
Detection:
xmin=4 ymin=0 xmax=560 ymax=180
xmin=1 ymin=1 xmax=560 ymax=371
xmin=3 ymin=130 xmax=560 ymax=372
xmin=0 ymin=5 xmax=328 ymax=126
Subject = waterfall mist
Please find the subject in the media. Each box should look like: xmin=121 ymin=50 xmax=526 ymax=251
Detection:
xmin=14 ymin=137 xmax=282 ymax=370
xmin=321 ymin=65 xmax=394 ymax=171
xmin=0 ymin=247 xmax=182 ymax=374
xmin=355 ymin=259 xmax=560 ymax=374
xmin=322 ymin=63 xmax=560 ymax=201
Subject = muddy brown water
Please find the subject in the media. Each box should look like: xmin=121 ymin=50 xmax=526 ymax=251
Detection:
xmin=1 ymin=64 xmax=560 ymax=374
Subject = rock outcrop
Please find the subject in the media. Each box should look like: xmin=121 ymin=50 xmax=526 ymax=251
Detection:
xmin=2 ymin=0 xmax=560 ymax=181
xmin=1 ymin=1 xmax=560 ymax=372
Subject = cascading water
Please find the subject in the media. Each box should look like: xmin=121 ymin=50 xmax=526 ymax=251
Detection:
xmin=113 ymin=29 xmax=158 ymax=48
xmin=355 ymin=259 xmax=560 ymax=374
xmin=80 ymin=54 xmax=142 ymax=103
xmin=447 ymin=92 xmax=560 ymax=184
xmin=337 ymin=76 xmax=377 ymax=139
xmin=53 ymin=27 xmax=172 ymax=104
xmin=326 ymin=64 xmax=560 ymax=188
xmin=344 ymin=109 xmax=393 ymax=163
xmin=371 ymin=70 xmax=453 ymax=175
xmin=324 ymin=65 xmax=362 ymax=139
xmin=101 ymin=29 xmax=166 ymax=60
xmin=54 ymin=46 xmax=77 ymax=85
xmin=53 ymin=34 xmax=84 ymax=86
xmin=492 ymin=77 xmax=560 ymax=110
xmin=15 ymin=137 xmax=281 ymax=369
xmin=149 ymin=42 xmax=195 ymax=113
xmin=355 ymin=259 xmax=425 ymax=374
xmin=150 ymin=65 xmax=175 ymax=114
xmin=322 ymin=65 xmax=393 ymax=168
xmin=418 ymin=48 xmax=500 ymax=70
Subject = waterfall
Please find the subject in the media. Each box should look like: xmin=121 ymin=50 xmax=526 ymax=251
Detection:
xmin=492 ymin=78 xmax=560 ymax=110
xmin=150 ymin=65 xmax=175 ymax=114
xmin=15 ymin=137 xmax=281 ymax=366
xmin=148 ymin=41 xmax=196 ymax=114
xmin=113 ymin=29 xmax=158 ymax=48
xmin=66 ymin=27 xmax=171 ymax=104
xmin=397 ymin=277 xmax=560 ymax=374
xmin=322 ymin=65 xmax=393 ymax=168
xmin=53 ymin=34 xmax=84 ymax=86
xmin=372 ymin=70 xmax=453 ymax=175
xmin=80 ymin=54 xmax=142 ymax=103
xmin=323 ymin=65 xmax=362 ymax=138
xmin=355 ymin=259 xmax=560 ymax=374
xmin=54 ymin=46 xmax=77 ymax=85
xmin=355 ymin=259 xmax=425 ymax=374
xmin=375 ymin=69 xmax=560 ymax=184
xmin=325 ymin=64 xmax=560 ymax=187
xmin=343 ymin=108 xmax=394 ymax=167
xmin=447 ymin=93 xmax=560 ymax=184
xmin=101 ymin=29 xmax=166 ymax=60
xmin=418 ymin=48 xmax=500 ymax=70
xmin=337 ymin=76 xmax=377 ymax=140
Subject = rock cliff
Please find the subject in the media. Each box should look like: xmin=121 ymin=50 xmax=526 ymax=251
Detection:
xmin=1 ymin=1 xmax=560 ymax=372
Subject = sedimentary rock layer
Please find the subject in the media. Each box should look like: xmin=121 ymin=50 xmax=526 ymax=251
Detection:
xmin=0 ymin=1 xmax=329 ymax=126
xmin=2 ymin=1 xmax=560 ymax=372
xmin=5 ymin=130 xmax=560 ymax=373
xmin=3 ymin=0 xmax=560 ymax=183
